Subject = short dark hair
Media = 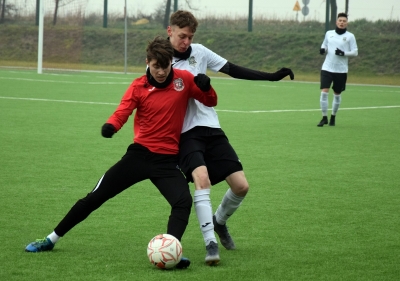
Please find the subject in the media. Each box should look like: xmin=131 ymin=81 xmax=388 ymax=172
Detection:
xmin=169 ymin=10 xmax=198 ymax=33
xmin=146 ymin=36 xmax=174 ymax=69
xmin=337 ymin=12 xmax=348 ymax=19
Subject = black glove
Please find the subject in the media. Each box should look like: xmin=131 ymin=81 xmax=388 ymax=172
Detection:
xmin=335 ymin=48 xmax=345 ymax=56
xmin=194 ymin=73 xmax=211 ymax=92
xmin=320 ymin=48 xmax=326 ymax=55
xmin=272 ymin=67 xmax=294 ymax=81
xmin=101 ymin=123 xmax=116 ymax=138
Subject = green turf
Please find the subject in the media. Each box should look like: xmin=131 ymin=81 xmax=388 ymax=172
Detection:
xmin=0 ymin=69 xmax=399 ymax=280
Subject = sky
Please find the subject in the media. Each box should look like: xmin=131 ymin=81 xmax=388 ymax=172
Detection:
xmin=14 ymin=0 xmax=399 ymax=22
xmin=83 ymin=0 xmax=399 ymax=22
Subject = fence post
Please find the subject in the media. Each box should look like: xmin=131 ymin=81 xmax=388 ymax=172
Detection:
xmin=248 ymin=0 xmax=253 ymax=32
xmin=103 ymin=0 xmax=108 ymax=28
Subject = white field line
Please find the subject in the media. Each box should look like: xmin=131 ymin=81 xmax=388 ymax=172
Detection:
xmin=1 ymin=74 xmax=400 ymax=88
xmin=2 ymin=76 xmax=399 ymax=91
xmin=1 ymin=96 xmax=399 ymax=113
xmin=0 ymin=76 xmax=130 ymax=85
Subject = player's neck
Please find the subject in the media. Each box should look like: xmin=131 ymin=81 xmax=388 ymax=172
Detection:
xmin=335 ymin=27 xmax=347 ymax=35
xmin=146 ymin=67 xmax=174 ymax=89
xmin=173 ymin=46 xmax=192 ymax=60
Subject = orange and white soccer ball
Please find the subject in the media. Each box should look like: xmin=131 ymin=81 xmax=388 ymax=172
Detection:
xmin=147 ymin=234 xmax=182 ymax=269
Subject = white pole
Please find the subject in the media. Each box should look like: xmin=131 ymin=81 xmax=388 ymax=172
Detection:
xmin=37 ymin=0 xmax=44 ymax=74
xmin=124 ymin=0 xmax=127 ymax=74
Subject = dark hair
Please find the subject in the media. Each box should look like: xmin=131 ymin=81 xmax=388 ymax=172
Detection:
xmin=337 ymin=12 xmax=348 ymax=19
xmin=169 ymin=10 xmax=198 ymax=33
xmin=146 ymin=36 xmax=174 ymax=69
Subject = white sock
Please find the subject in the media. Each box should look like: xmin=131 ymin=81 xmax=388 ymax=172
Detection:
xmin=320 ymin=92 xmax=328 ymax=116
xmin=332 ymin=94 xmax=341 ymax=115
xmin=194 ymin=189 xmax=216 ymax=245
xmin=214 ymin=188 xmax=244 ymax=225
xmin=47 ymin=231 xmax=60 ymax=244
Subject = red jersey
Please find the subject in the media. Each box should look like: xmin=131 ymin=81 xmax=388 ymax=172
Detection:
xmin=106 ymin=69 xmax=217 ymax=154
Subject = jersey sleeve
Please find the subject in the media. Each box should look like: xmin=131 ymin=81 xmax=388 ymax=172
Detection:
xmin=345 ymin=34 xmax=358 ymax=57
xmin=321 ymin=31 xmax=328 ymax=50
xmin=106 ymin=82 xmax=139 ymax=131
xmin=200 ymin=44 xmax=227 ymax=72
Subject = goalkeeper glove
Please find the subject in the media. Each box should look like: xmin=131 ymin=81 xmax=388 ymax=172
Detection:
xmin=335 ymin=48 xmax=345 ymax=56
xmin=194 ymin=74 xmax=211 ymax=91
xmin=272 ymin=67 xmax=294 ymax=81
xmin=101 ymin=123 xmax=116 ymax=138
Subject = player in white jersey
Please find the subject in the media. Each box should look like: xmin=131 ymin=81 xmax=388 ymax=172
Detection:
xmin=318 ymin=12 xmax=358 ymax=127
xmin=167 ymin=10 xmax=294 ymax=265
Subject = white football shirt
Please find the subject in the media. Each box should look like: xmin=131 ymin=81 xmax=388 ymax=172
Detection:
xmin=172 ymin=43 xmax=227 ymax=133
xmin=321 ymin=30 xmax=358 ymax=73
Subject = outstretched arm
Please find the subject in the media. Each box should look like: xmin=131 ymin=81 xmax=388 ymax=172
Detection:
xmin=219 ymin=62 xmax=294 ymax=81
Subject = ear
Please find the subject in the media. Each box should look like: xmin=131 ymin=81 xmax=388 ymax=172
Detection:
xmin=167 ymin=26 xmax=172 ymax=36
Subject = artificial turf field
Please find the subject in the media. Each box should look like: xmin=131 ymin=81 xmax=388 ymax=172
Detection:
xmin=0 ymin=68 xmax=399 ymax=280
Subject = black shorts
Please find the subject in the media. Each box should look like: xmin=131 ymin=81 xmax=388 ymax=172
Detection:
xmin=179 ymin=126 xmax=243 ymax=185
xmin=320 ymin=70 xmax=347 ymax=94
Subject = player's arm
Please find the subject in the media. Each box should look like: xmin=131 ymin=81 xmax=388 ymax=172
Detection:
xmin=335 ymin=44 xmax=358 ymax=57
xmin=191 ymin=73 xmax=218 ymax=107
xmin=335 ymin=34 xmax=358 ymax=57
xmin=320 ymin=32 xmax=328 ymax=54
xmin=101 ymin=83 xmax=138 ymax=138
xmin=218 ymin=62 xmax=294 ymax=81
xmin=345 ymin=35 xmax=358 ymax=57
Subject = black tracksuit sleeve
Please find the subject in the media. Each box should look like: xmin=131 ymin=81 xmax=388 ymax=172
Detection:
xmin=218 ymin=62 xmax=294 ymax=81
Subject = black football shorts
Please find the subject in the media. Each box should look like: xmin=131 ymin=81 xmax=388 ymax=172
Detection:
xmin=320 ymin=70 xmax=347 ymax=94
xmin=179 ymin=126 xmax=243 ymax=185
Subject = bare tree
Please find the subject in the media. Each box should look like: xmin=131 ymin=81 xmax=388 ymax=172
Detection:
xmin=345 ymin=0 xmax=349 ymax=14
xmin=162 ymin=0 xmax=198 ymax=28
xmin=52 ymin=0 xmax=75 ymax=25
xmin=0 ymin=0 xmax=18 ymax=23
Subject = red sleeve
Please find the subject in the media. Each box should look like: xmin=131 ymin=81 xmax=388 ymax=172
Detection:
xmin=184 ymin=72 xmax=218 ymax=107
xmin=106 ymin=82 xmax=139 ymax=131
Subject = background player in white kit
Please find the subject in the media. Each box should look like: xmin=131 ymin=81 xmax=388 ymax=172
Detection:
xmin=167 ymin=10 xmax=294 ymax=265
xmin=318 ymin=12 xmax=358 ymax=127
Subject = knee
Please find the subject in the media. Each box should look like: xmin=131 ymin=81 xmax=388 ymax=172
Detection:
xmin=233 ymin=183 xmax=249 ymax=197
xmin=175 ymin=191 xmax=193 ymax=213
xmin=192 ymin=166 xmax=211 ymax=190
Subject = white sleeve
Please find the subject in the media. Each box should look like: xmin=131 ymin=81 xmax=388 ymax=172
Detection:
xmin=345 ymin=35 xmax=358 ymax=57
xmin=321 ymin=32 xmax=328 ymax=50
xmin=200 ymin=45 xmax=227 ymax=72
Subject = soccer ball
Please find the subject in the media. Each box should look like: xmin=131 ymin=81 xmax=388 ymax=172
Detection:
xmin=147 ymin=234 xmax=182 ymax=269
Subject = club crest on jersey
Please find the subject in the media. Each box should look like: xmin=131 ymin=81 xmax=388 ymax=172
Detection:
xmin=343 ymin=37 xmax=347 ymax=41
xmin=188 ymin=56 xmax=197 ymax=66
xmin=173 ymin=78 xmax=184 ymax=91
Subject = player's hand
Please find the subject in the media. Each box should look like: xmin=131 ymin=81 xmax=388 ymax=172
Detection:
xmin=335 ymin=48 xmax=345 ymax=56
xmin=320 ymin=48 xmax=326 ymax=55
xmin=274 ymin=67 xmax=294 ymax=81
xmin=101 ymin=123 xmax=116 ymax=138
xmin=194 ymin=73 xmax=211 ymax=92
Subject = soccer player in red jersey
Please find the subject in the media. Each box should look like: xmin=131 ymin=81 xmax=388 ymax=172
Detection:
xmin=25 ymin=36 xmax=217 ymax=269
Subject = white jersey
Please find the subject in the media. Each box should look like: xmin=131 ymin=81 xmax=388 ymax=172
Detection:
xmin=172 ymin=43 xmax=227 ymax=133
xmin=321 ymin=30 xmax=358 ymax=73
